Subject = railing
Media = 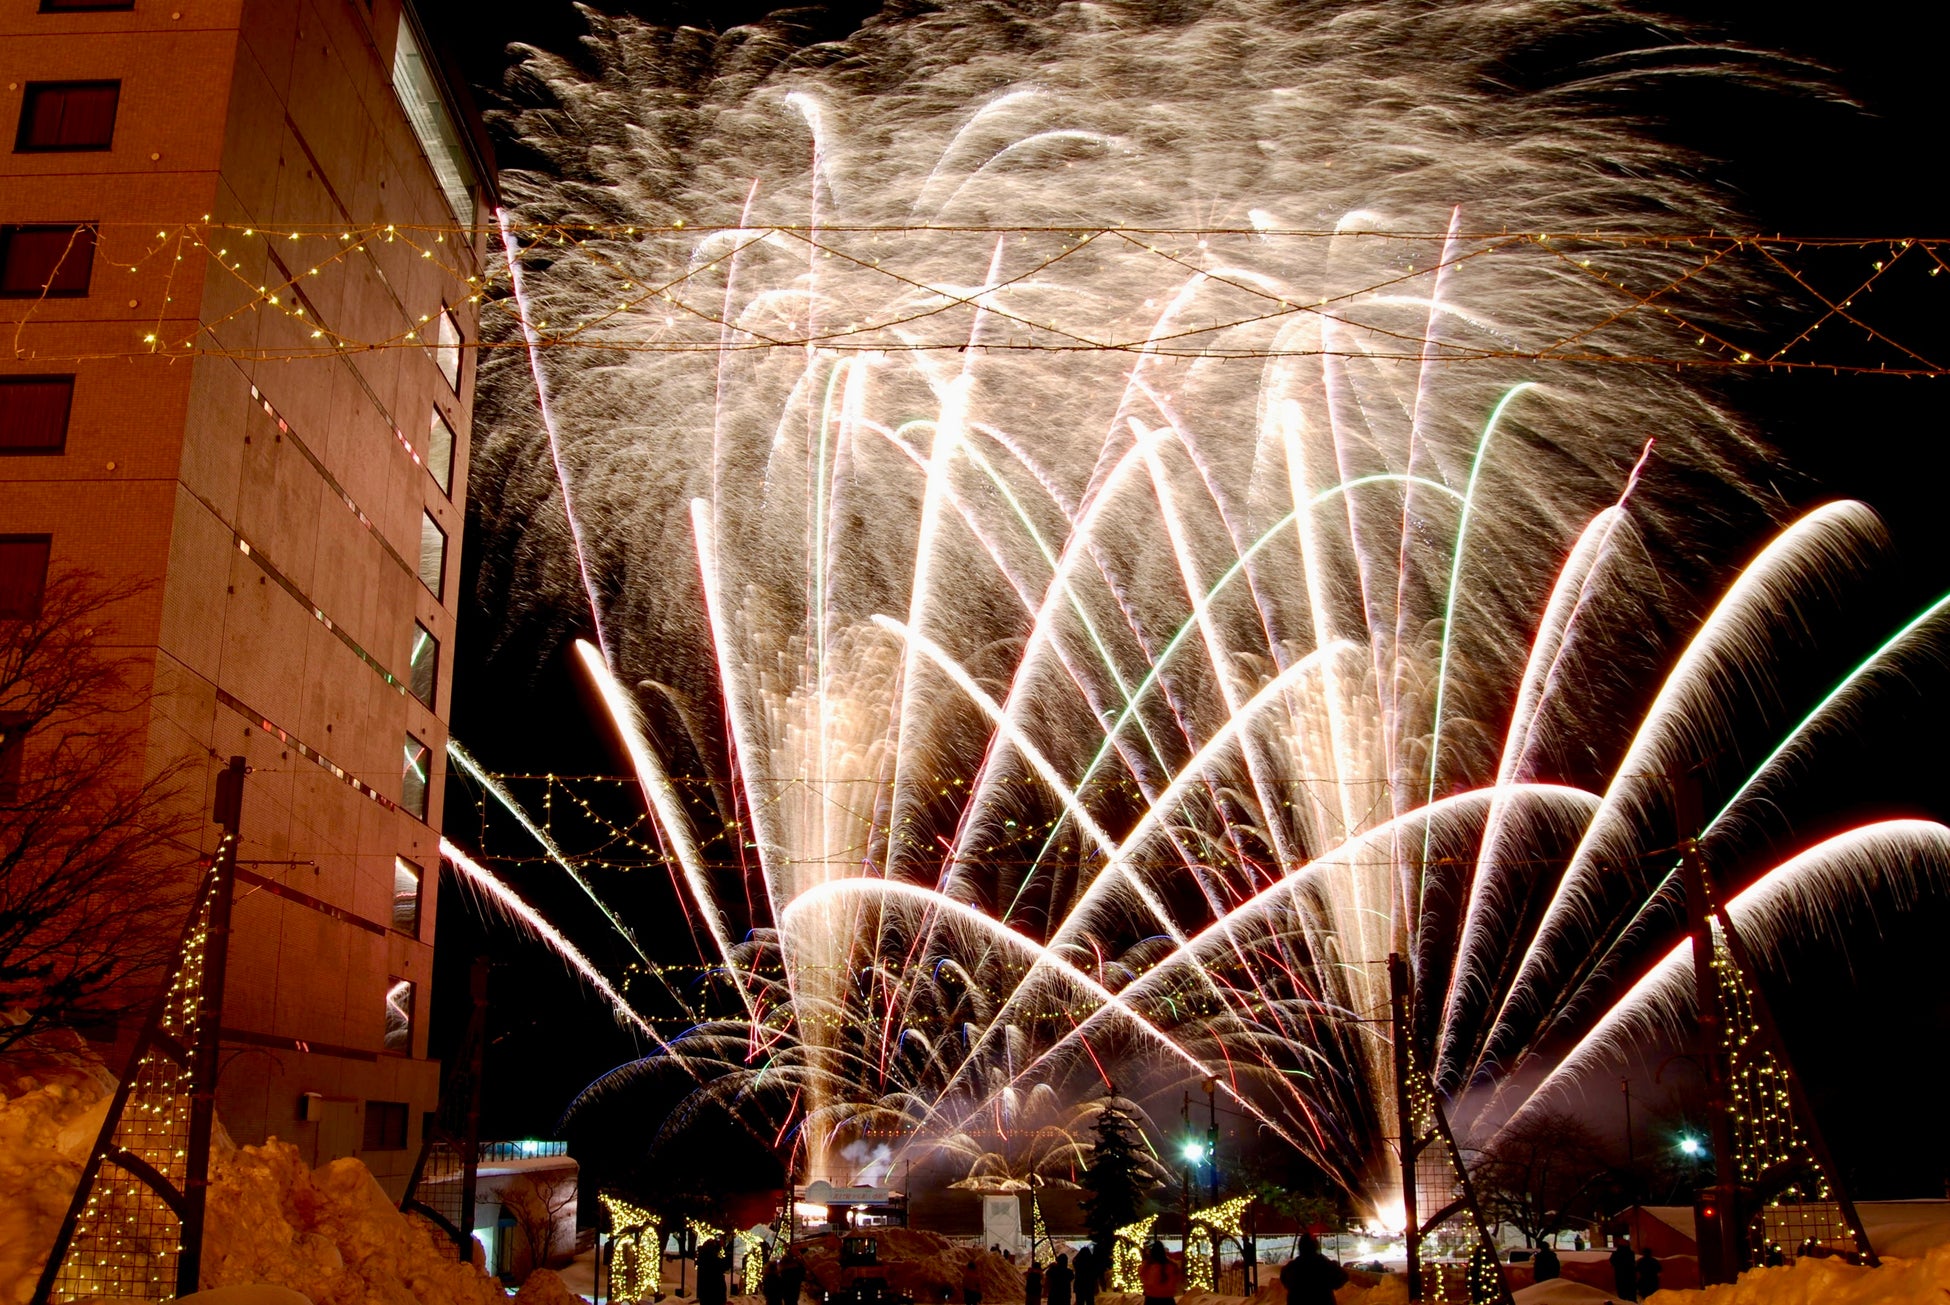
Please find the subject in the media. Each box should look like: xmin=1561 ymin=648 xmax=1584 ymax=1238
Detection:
xmin=479 ymin=1139 xmax=569 ymax=1161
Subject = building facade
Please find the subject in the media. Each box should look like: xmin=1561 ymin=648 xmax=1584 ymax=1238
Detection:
xmin=0 ymin=0 xmax=489 ymax=1196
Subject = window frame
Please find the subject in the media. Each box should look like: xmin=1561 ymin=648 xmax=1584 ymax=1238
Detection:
xmin=0 ymin=224 xmax=98 ymax=299
xmin=433 ymin=307 xmax=462 ymax=392
xmin=408 ymin=619 xmax=439 ymax=708
xmin=0 ymin=710 xmax=28 ymax=805
xmin=426 ymin=403 xmax=456 ymax=495
xmin=392 ymin=855 xmax=423 ymax=938
xmin=401 ymin=731 xmax=432 ymax=820
xmin=390 ymin=17 xmax=479 ymax=226
xmin=417 ymin=510 xmax=446 ymax=601
xmin=14 ymin=80 xmax=121 ymax=153
xmin=0 ymin=534 xmax=53 ymax=620
xmin=362 ymin=1099 xmax=410 ymax=1151
xmin=382 ymin=977 xmax=416 ymax=1055
xmin=0 ymin=375 xmax=75 ymax=454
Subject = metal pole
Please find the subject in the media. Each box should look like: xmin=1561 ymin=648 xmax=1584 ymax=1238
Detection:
xmin=1621 ymin=1079 xmax=1634 ymax=1171
xmin=1205 ymin=1080 xmax=1219 ymax=1287
xmin=179 ymin=755 xmax=245 ymax=1297
xmin=1206 ymin=1081 xmax=1219 ymax=1204
xmin=1389 ymin=953 xmax=1420 ymax=1301
xmin=1182 ymin=1090 xmax=1193 ymax=1247
xmin=460 ymin=955 xmax=489 ymax=1243
xmin=1675 ymin=776 xmax=1741 ymax=1285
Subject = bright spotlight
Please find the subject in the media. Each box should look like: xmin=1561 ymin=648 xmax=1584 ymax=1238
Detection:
xmin=1182 ymin=1140 xmax=1207 ymax=1164
xmin=1679 ymin=1136 xmax=1704 ymax=1157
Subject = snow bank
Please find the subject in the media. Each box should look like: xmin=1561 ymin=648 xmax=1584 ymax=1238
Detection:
xmin=514 ymin=1267 xmax=585 ymax=1305
xmin=1511 ymin=1282 xmax=1615 ymax=1303
xmin=0 ymin=1027 xmax=501 ymax=1305
xmin=0 ymin=1028 xmax=114 ymax=1304
xmin=1647 ymin=1245 xmax=1950 ymax=1305
xmin=202 ymin=1140 xmax=503 ymax=1305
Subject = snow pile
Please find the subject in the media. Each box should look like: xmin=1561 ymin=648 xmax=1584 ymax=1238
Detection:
xmin=1511 ymin=1282 xmax=1614 ymax=1303
xmin=1648 ymin=1246 xmax=1950 ymax=1305
xmin=201 ymin=1140 xmax=501 ymax=1305
xmin=1113 ymin=1271 xmax=1396 ymax=1305
xmin=797 ymin=1229 xmax=1024 ymax=1303
xmin=0 ymin=1028 xmax=114 ymax=1304
xmin=0 ymin=1026 xmax=501 ymax=1305
xmin=514 ymin=1267 xmax=584 ymax=1305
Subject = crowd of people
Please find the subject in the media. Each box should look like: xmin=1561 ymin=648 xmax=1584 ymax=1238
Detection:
xmin=1006 ymin=1238 xmax=1099 ymax=1305
xmin=1008 ymin=1233 xmax=1347 ymax=1305
xmin=686 ymin=1229 xmax=1674 ymax=1305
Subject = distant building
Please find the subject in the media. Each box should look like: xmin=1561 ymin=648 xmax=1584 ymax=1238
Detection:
xmin=417 ymin=1140 xmax=581 ymax=1279
xmin=0 ymin=0 xmax=491 ymax=1196
xmin=796 ymin=1180 xmax=911 ymax=1234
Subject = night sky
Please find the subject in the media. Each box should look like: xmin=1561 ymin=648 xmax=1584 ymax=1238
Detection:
xmin=419 ymin=0 xmax=1950 ymax=1200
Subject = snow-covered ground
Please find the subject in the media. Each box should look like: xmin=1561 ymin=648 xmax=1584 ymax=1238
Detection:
xmin=1646 ymin=1245 xmax=1950 ymax=1305
xmin=0 ymin=1025 xmax=504 ymax=1305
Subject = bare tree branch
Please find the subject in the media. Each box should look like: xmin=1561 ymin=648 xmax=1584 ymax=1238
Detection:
xmin=505 ymin=1171 xmax=579 ymax=1275
xmin=1468 ymin=1110 xmax=1612 ymax=1247
xmin=0 ymin=570 xmax=201 ymax=1052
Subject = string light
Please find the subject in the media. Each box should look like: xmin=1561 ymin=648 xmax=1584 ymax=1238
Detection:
xmin=1108 ymin=1215 xmax=1157 ymax=1293
xmin=600 ymin=1194 xmax=661 ymax=1304
xmin=45 ymin=856 xmax=228 ymax=1303
xmin=3 ymin=219 xmax=1942 ymax=375
xmin=1706 ymin=913 xmax=1855 ymax=1262
xmin=1031 ymin=1196 xmax=1056 ymax=1267
xmin=1182 ymin=1198 xmax=1253 ymax=1290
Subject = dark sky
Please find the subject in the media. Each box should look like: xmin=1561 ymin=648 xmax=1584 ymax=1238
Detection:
xmin=421 ymin=0 xmax=1950 ymax=1200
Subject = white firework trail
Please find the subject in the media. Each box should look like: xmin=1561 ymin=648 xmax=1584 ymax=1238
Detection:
xmin=453 ymin=0 xmax=1950 ymax=1208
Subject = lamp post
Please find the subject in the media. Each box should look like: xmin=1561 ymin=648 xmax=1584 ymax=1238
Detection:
xmin=1181 ymin=1136 xmax=1206 ymax=1249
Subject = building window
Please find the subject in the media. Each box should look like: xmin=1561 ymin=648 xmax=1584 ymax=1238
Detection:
xmin=0 ymin=225 xmax=97 ymax=298
xmin=417 ymin=511 xmax=445 ymax=599
xmin=0 ymin=712 xmax=27 ymax=804
xmin=383 ymin=977 xmax=415 ymax=1054
xmin=427 ymin=405 xmax=455 ymax=493
xmin=434 ymin=308 xmax=462 ymax=392
xmin=39 ymin=0 xmax=136 ymax=10
xmin=401 ymin=732 xmax=431 ymax=819
xmin=0 ymin=376 xmax=74 ymax=454
xmin=393 ymin=855 xmax=422 ymax=936
xmin=0 ymin=536 xmax=52 ymax=619
xmin=363 ymin=1099 xmax=409 ymax=1151
xmin=391 ymin=19 xmax=477 ymax=225
xmin=15 ymin=81 xmax=120 ymax=152
xmin=408 ymin=620 xmax=438 ymax=707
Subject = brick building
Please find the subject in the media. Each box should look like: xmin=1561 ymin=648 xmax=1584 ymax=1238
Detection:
xmin=0 ymin=0 xmax=489 ymax=1196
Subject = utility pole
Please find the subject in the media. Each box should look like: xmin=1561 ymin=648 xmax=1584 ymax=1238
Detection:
xmin=179 ymin=755 xmax=245 ymax=1296
xmin=1389 ymin=953 xmax=1421 ymax=1301
xmin=1204 ymin=1078 xmax=1220 ymax=1204
xmin=1621 ymin=1078 xmax=1634 ymax=1171
xmin=1675 ymin=776 xmax=1741 ymax=1285
xmin=1182 ymin=1089 xmax=1194 ymax=1247
xmin=459 ymin=955 xmax=488 ymax=1237
xmin=1203 ymin=1078 xmax=1220 ymax=1288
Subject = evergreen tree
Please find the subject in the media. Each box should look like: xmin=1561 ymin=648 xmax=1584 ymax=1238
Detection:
xmin=1081 ymin=1094 xmax=1158 ymax=1248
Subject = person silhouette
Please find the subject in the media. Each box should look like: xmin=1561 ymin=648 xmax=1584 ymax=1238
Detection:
xmin=1635 ymin=1247 xmax=1662 ymax=1300
xmin=1279 ymin=1234 xmax=1347 ymax=1305
xmin=1609 ymin=1238 xmax=1636 ymax=1301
